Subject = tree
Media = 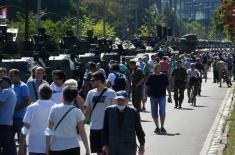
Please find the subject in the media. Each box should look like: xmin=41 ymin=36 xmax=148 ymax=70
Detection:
xmin=185 ymin=21 xmax=207 ymax=38
xmin=80 ymin=16 xmax=116 ymax=37
xmin=209 ymin=0 xmax=235 ymax=42
xmin=8 ymin=12 xmax=37 ymax=41
xmin=138 ymin=25 xmax=150 ymax=38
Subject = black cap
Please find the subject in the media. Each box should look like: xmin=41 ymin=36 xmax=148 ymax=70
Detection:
xmin=0 ymin=76 xmax=12 ymax=84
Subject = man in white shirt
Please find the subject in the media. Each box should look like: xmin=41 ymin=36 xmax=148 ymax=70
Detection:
xmin=85 ymin=72 xmax=116 ymax=155
xmin=148 ymin=55 xmax=156 ymax=73
xmin=187 ymin=63 xmax=201 ymax=102
xmin=18 ymin=84 xmax=55 ymax=155
xmin=50 ymin=70 xmax=66 ymax=104
xmin=106 ymin=64 xmax=127 ymax=91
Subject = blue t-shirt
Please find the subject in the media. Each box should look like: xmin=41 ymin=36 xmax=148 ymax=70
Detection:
xmin=146 ymin=73 xmax=169 ymax=98
xmin=13 ymin=81 xmax=30 ymax=119
xmin=27 ymin=79 xmax=48 ymax=103
xmin=0 ymin=87 xmax=17 ymax=125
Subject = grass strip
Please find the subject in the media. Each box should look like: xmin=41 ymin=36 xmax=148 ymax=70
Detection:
xmin=223 ymin=86 xmax=235 ymax=155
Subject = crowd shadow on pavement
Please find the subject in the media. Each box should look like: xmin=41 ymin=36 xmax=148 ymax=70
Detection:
xmin=154 ymin=132 xmax=181 ymax=136
xmin=178 ymin=108 xmax=195 ymax=110
xmin=141 ymin=120 xmax=152 ymax=122
xmin=141 ymin=111 xmax=151 ymax=113
xmin=198 ymin=95 xmax=210 ymax=97
xmin=195 ymin=105 xmax=208 ymax=108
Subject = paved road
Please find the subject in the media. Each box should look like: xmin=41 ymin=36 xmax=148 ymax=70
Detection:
xmin=80 ymin=71 xmax=230 ymax=155
xmin=142 ymin=71 xmax=229 ymax=155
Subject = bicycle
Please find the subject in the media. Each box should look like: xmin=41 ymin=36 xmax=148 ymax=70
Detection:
xmin=190 ymin=82 xmax=198 ymax=107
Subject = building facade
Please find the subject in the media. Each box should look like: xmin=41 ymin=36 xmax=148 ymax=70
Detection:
xmin=174 ymin=0 xmax=221 ymax=26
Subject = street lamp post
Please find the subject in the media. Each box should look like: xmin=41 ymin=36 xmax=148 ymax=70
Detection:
xmin=76 ymin=0 xmax=80 ymax=37
xmin=25 ymin=0 xmax=30 ymax=41
xmin=36 ymin=0 xmax=41 ymax=30
xmin=135 ymin=3 xmax=138 ymax=35
xmin=103 ymin=0 xmax=107 ymax=37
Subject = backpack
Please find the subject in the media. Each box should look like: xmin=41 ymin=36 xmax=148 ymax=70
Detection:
xmin=112 ymin=72 xmax=126 ymax=91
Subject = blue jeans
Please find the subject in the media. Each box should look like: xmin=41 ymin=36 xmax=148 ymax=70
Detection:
xmin=150 ymin=96 xmax=166 ymax=118
xmin=9 ymin=118 xmax=26 ymax=155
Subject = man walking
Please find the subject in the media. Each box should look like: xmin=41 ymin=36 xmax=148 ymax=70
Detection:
xmin=102 ymin=91 xmax=145 ymax=155
xmin=129 ymin=61 xmax=145 ymax=112
xmin=172 ymin=60 xmax=187 ymax=109
xmin=0 ymin=76 xmax=17 ymax=155
xmin=27 ymin=67 xmax=48 ymax=102
xmin=146 ymin=64 xmax=172 ymax=134
xmin=85 ymin=72 xmax=116 ymax=155
xmin=9 ymin=69 xmax=30 ymax=155
xmin=50 ymin=70 xmax=66 ymax=104
xmin=107 ymin=63 xmax=127 ymax=92
xmin=18 ymin=84 xmax=55 ymax=155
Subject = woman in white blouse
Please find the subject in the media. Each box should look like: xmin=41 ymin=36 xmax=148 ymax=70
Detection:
xmin=45 ymin=86 xmax=90 ymax=155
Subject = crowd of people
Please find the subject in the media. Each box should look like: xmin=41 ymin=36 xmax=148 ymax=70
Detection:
xmin=0 ymin=50 xmax=234 ymax=155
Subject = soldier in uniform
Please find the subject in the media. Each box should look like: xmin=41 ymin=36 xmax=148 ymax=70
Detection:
xmin=172 ymin=60 xmax=188 ymax=109
xmin=129 ymin=61 xmax=145 ymax=112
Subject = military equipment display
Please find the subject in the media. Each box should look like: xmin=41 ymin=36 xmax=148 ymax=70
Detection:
xmin=0 ymin=23 xmax=234 ymax=82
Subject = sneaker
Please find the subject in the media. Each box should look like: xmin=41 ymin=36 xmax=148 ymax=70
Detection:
xmin=179 ymin=106 xmax=182 ymax=109
xmin=154 ymin=127 xmax=161 ymax=134
xmin=160 ymin=127 xmax=167 ymax=133
xmin=174 ymin=106 xmax=178 ymax=109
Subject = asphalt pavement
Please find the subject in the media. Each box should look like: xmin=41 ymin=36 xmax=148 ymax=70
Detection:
xmin=81 ymin=71 xmax=230 ymax=155
xmin=141 ymin=71 xmax=229 ymax=155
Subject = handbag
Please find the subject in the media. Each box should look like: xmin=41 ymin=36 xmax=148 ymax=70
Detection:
xmin=85 ymin=88 xmax=107 ymax=124
xmin=54 ymin=107 xmax=77 ymax=131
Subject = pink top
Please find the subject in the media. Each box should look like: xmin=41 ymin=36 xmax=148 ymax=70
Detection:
xmin=160 ymin=60 xmax=170 ymax=73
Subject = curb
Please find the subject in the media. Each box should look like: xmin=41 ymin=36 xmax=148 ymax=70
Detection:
xmin=200 ymin=88 xmax=234 ymax=155
xmin=218 ymin=122 xmax=230 ymax=155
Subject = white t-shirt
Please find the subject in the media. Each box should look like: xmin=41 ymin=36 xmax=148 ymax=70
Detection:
xmin=49 ymin=104 xmax=85 ymax=151
xmin=23 ymin=100 xmax=55 ymax=153
xmin=50 ymin=82 xmax=64 ymax=104
xmin=107 ymin=72 xmax=127 ymax=86
xmin=85 ymin=88 xmax=116 ymax=130
xmin=187 ymin=69 xmax=200 ymax=78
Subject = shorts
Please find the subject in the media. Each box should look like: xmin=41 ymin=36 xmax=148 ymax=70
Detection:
xmin=50 ymin=147 xmax=80 ymax=155
xmin=150 ymin=96 xmax=166 ymax=118
xmin=90 ymin=129 xmax=103 ymax=153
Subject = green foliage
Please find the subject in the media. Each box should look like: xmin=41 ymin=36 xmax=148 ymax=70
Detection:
xmin=93 ymin=20 xmax=116 ymax=37
xmin=138 ymin=25 xmax=150 ymax=38
xmin=185 ymin=21 xmax=207 ymax=38
xmin=209 ymin=0 xmax=235 ymax=42
xmin=8 ymin=12 xmax=37 ymax=41
xmin=80 ymin=16 xmax=115 ymax=37
xmin=6 ymin=0 xmax=218 ymax=39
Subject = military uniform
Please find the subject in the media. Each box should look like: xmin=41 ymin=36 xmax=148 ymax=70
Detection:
xmin=172 ymin=67 xmax=187 ymax=108
xmin=131 ymin=68 xmax=144 ymax=112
